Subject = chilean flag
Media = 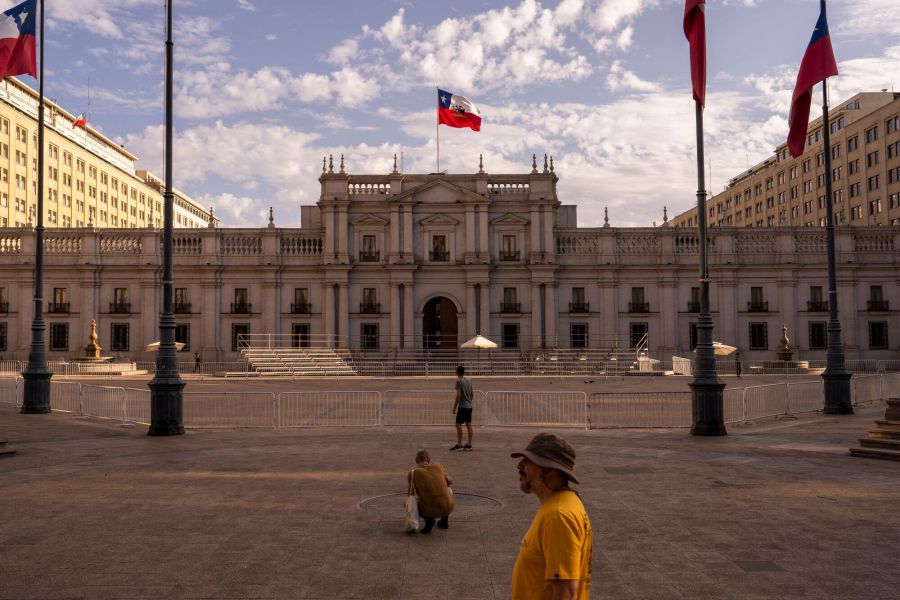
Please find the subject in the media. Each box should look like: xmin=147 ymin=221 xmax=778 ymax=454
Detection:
xmin=683 ymin=0 xmax=706 ymax=107
xmin=0 ymin=0 xmax=37 ymax=80
xmin=72 ymin=113 xmax=86 ymax=129
xmin=437 ymin=89 xmax=481 ymax=132
xmin=787 ymin=0 xmax=838 ymax=158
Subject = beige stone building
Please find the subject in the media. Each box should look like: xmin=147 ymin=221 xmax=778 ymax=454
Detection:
xmin=672 ymin=91 xmax=900 ymax=229
xmin=0 ymin=159 xmax=897 ymax=364
xmin=0 ymin=77 xmax=215 ymax=229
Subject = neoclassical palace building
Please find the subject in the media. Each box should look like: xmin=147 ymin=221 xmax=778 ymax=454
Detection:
xmin=0 ymin=157 xmax=897 ymax=363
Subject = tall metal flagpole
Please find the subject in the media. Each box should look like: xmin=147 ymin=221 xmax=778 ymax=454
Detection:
xmin=22 ymin=0 xmax=51 ymax=414
xmin=689 ymin=98 xmax=726 ymax=435
xmin=436 ymin=88 xmax=441 ymax=172
xmin=819 ymin=78 xmax=852 ymax=413
xmin=148 ymin=0 xmax=185 ymax=435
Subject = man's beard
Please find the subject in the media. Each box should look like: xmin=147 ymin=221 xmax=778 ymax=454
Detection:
xmin=519 ymin=470 xmax=532 ymax=494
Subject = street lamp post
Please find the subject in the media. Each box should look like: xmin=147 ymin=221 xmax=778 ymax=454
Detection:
xmin=147 ymin=0 xmax=185 ymax=435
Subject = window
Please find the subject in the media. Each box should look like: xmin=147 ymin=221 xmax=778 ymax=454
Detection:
xmin=570 ymin=287 xmax=587 ymax=312
xmin=831 ymin=144 xmax=840 ymax=160
xmin=749 ymin=322 xmax=768 ymax=350
xmin=500 ymin=235 xmax=519 ymax=261
xmin=110 ymin=323 xmax=130 ymax=351
xmin=430 ymin=235 xmax=448 ymax=261
xmin=777 ymin=171 xmax=785 ymax=185
xmin=49 ymin=323 xmax=69 ymax=351
xmin=0 ymin=322 xmax=6 ymax=352
xmin=111 ymin=288 xmax=129 ymax=313
xmin=866 ymin=151 xmax=879 ymax=167
xmin=292 ymin=288 xmax=310 ymax=314
xmin=868 ymin=322 xmax=888 ymax=350
xmin=231 ymin=324 xmax=250 ymax=351
xmin=865 ymin=126 xmax=878 ymax=144
xmin=360 ymin=323 xmax=379 ymax=350
xmin=867 ymin=175 xmax=880 ymax=191
xmin=889 ymin=167 xmax=900 ymax=184
xmin=802 ymin=159 xmax=811 ymax=173
xmin=809 ymin=322 xmax=827 ymax=350
xmin=501 ymin=287 xmax=519 ymax=313
xmin=569 ymin=323 xmax=588 ymax=349
xmin=629 ymin=322 xmax=648 ymax=349
xmin=803 ymin=180 xmax=812 ymax=193
xmin=848 ymin=159 xmax=859 ymax=175
xmin=629 ymin=287 xmax=648 ymax=312
xmin=360 ymin=234 xmax=378 ymax=261
xmin=292 ymin=324 xmax=310 ymax=348
xmin=790 ymin=166 xmax=798 ymax=180
xmin=233 ymin=288 xmax=250 ymax=313
xmin=831 ymin=167 xmax=841 ymax=181
xmin=848 ymin=136 xmax=858 ymax=152
xmin=361 ymin=288 xmax=378 ymax=313
xmin=889 ymin=141 xmax=900 ymax=159
xmin=849 ymin=182 xmax=861 ymax=198
xmin=501 ymin=323 xmax=520 ymax=349
xmin=887 ymin=115 xmax=900 ymax=134
xmin=869 ymin=199 xmax=882 ymax=215
xmin=850 ymin=205 xmax=862 ymax=220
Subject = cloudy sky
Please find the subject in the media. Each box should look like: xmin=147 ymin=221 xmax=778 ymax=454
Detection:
xmin=9 ymin=0 xmax=899 ymax=227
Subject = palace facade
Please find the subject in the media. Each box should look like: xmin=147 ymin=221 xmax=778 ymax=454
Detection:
xmin=672 ymin=91 xmax=900 ymax=229
xmin=0 ymin=78 xmax=216 ymax=229
xmin=0 ymin=159 xmax=897 ymax=363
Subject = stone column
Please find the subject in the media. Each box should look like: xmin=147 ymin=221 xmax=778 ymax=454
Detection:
xmin=465 ymin=204 xmax=476 ymax=258
xmin=337 ymin=205 xmax=349 ymax=263
xmin=403 ymin=284 xmax=414 ymax=350
xmin=479 ymin=285 xmax=489 ymax=340
xmin=390 ymin=284 xmax=401 ymax=348
xmin=479 ymin=204 xmax=489 ymax=261
xmin=466 ymin=283 xmax=477 ymax=336
xmin=543 ymin=205 xmax=554 ymax=260
xmin=389 ymin=206 xmax=400 ymax=260
xmin=202 ymin=282 xmax=219 ymax=360
xmin=338 ymin=283 xmax=349 ymax=347
xmin=530 ymin=206 xmax=540 ymax=260
xmin=323 ymin=282 xmax=334 ymax=346
xmin=403 ymin=206 xmax=414 ymax=257
xmin=323 ymin=205 xmax=335 ymax=260
xmin=530 ymin=284 xmax=542 ymax=349
xmin=546 ymin=282 xmax=557 ymax=347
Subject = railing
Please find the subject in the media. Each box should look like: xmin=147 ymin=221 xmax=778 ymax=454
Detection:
xmin=867 ymin=300 xmax=890 ymax=311
xmin=358 ymin=251 xmax=380 ymax=262
xmin=628 ymin=302 xmax=650 ymax=313
xmin=173 ymin=302 xmax=192 ymax=314
xmin=500 ymin=302 xmax=521 ymax=313
xmin=499 ymin=250 xmax=521 ymax=261
xmin=747 ymin=301 xmax=769 ymax=312
xmin=359 ymin=303 xmax=380 ymax=314
xmin=231 ymin=302 xmax=252 ymax=314
xmin=109 ymin=302 xmax=131 ymax=314
xmin=290 ymin=303 xmax=312 ymax=314
xmin=47 ymin=302 xmax=69 ymax=313
xmin=806 ymin=301 xmax=828 ymax=312
xmin=5 ymin=374 xmax=895 ymax=429
xmin=568 ymin=302 xmax=589 ymax=313
xmin=429 ymin=250 xmax=450 ymax=262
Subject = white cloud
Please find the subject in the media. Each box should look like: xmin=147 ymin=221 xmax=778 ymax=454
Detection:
xmin=605 ymin=61 xmax=660 ymax=92
xmin=237 ymin=0 xmax=255 ymax=12
xmin=265 ymin=33 xmax=277 ymax=41
xmin=326 ymin=39 xmax=359 ymax=65
xmin=589 ymin=0 xmax=658 ymax=33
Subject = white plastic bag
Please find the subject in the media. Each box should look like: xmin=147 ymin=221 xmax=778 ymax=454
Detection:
xmin=404 ymin=468 xmax=420 ymax=532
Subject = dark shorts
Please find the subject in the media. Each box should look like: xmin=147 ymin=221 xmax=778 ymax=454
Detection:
xmin=455 ymin=407 xmax=473 ymax=424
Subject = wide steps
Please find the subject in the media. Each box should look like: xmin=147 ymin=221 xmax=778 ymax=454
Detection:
xmin=857 ymin=437 xmax=900 ymax=451
xmin=851 ymin=399 xmax=900 ymax=462
xmin=0 ymin=441 xmax=16 ymax=458
xmin=849 ymin=447 xmax=900 ymax=461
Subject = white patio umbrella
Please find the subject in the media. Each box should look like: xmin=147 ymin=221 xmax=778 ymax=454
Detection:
xmin=693 ymin=341 xmax=737 ymax=357
xmin=460 ymin=334 xmax=497 ymax=375
xmin=143 ymin=341 xmax=186 ymax=352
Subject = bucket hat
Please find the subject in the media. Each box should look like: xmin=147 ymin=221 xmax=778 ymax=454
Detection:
xmin=511 ymin=433 xmax=579 ymax=484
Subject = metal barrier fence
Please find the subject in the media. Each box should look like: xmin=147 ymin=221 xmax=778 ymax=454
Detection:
xmin=1 ymin=373 xmax=897 ymax=429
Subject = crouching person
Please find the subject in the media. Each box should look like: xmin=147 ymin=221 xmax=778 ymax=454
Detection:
xmin=408 ymin=449 xmax=454 ymax=533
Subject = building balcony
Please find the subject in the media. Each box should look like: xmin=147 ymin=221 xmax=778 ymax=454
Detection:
xmin=291 ymin=303 xmax=312 ymax=314
xmin=358 ymin=251 xmax=380 ymax=263
xmin=500 ymin=302 xmax=521 ymax=314
xmin=867 ymin=300 xmax=890 ymax=311
xmin=747 ymin=301 xmax=769 ymax=312
xmin=429 ymin=250 xmax=450 ymax=262
xmin=628 ymin=302 xmax=650 ymax=313
xmin=499 ymin=250 xmax=521 ymax=262
xmin=569 ymin=302 xmax=589 ymax=313
xmin=686 ymin=301 xmax=700 ymax=313
xmin=806 ymin=301 xmax=828 ymax=312
xmin=231 ymin=302 xmax=252 ymax=314
xmin=47 ymin=302 xmax=70 ymax=314
xmin=109 ymin=302 xmax=131 ymax=314
xmin=173 ymin=302 xmax=192 ymax=314
xmin=360 ymin=302 xmax=381 ymax=314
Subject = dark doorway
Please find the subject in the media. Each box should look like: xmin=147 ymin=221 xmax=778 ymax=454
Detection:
xmin=422 ymin=297 xmax=458 ymax=349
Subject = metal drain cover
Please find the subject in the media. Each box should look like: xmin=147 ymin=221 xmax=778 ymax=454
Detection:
xmin=358 ymin=492 xmax=503 ymax=518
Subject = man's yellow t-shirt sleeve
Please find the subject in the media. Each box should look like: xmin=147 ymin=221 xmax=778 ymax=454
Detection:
xmin=539 ymin=511 xmax=585 ymax=582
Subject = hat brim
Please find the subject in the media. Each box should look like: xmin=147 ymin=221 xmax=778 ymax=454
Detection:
xmin=511 ymin=450 xmax=579 ymax=484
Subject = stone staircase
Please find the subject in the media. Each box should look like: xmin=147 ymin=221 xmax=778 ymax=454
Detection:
xmin=240 ymin=347 xmax=357 ymax=377
xmin=0 ymin=440 xmax=16 ymax=458
xmin=850 ymin=397 xmax=900 ymax=461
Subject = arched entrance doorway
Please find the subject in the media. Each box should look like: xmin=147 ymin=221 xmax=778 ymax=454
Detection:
xmin=422 ymin=297 xmax=458 ymax=349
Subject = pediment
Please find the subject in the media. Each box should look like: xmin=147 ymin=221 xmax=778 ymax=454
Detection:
xmin=351 ymin=213 xmax=389 ymax=226
xmin=392 ymin=178 xmax=485 ymax=204
xmin=419 ymin=213 xmax=460 ymax=226
xmin=490 ymin=212 xmax=529 ymax=226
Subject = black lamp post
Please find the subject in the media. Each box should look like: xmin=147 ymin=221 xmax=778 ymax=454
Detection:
xmin=22 ymin=0 xmax=51 ymax=414
xmin=148 ymin=0 xmax=185 ymax=435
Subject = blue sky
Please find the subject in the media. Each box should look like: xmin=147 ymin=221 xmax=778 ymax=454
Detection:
xmin=8 ymin=0 xmax=900 ymax=227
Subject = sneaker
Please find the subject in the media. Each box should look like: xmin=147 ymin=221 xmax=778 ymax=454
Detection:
xmin=449 ymin=444 xmax=464 ymax=452
xmin=463 ymin=444 xmax=473 ymax=451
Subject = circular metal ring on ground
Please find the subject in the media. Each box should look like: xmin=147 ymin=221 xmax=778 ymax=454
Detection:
xmin=358 ymin=492 xmax=503 ymax=518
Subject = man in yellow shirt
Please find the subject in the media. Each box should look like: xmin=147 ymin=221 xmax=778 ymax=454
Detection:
xmin=511 ymin=433 xmax=592 ymax=600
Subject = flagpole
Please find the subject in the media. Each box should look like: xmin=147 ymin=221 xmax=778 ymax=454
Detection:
xmin=436 ymin=87 xmax=440 ymax=172
xmin=689 ymin=99 xmax=726 ymax=435
xmin=22 ymin=0 xmax=51 ymax=413
xmin=820 ymin=76 xmax=852 ymax=413
xmin=148 ymin=0 xmax=185 ymax=435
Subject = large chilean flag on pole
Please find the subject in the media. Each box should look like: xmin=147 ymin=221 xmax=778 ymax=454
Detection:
xmin=438 ymin=89 xmax=482 ymax=132
xmin=0 ymin=0 xmax=37 ymax=80
xmin=683 ymin=0 xmax=706 ymax=107
xmin=787 ymin=0 xmax=838 ymax=158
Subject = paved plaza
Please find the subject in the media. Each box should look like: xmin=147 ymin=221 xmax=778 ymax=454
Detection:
xmin=1 ymin=375 xmax=898 ymax=599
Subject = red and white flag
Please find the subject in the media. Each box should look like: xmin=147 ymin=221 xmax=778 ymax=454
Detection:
xmin=683 ymin=0 xmax=706 ymax=107
xmin=72 ymin=113 xmax=86 ymax=129
xmin=437 ymin=89 xmax=481 ymax=132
